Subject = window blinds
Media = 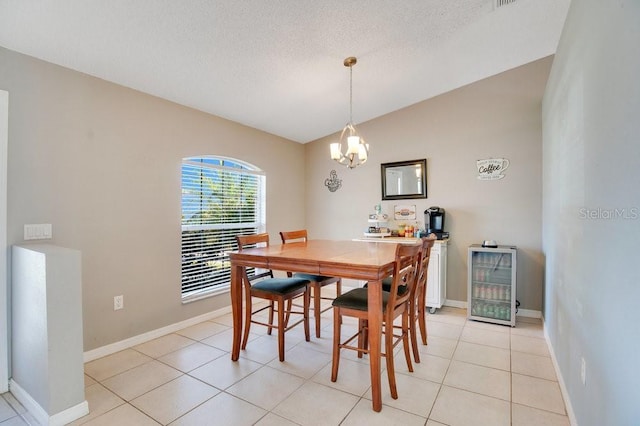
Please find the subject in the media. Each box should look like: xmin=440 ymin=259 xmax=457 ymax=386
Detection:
xmin=181 ymin=158 xmax=264 ymax=299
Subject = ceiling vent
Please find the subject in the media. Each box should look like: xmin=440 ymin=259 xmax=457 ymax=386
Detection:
xmin=495 ymin=0 xmax=517 ymax=7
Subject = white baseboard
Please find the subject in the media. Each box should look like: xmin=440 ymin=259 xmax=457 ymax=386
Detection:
xmin=49 ymin=401 xmax=89 ymax=426
xmin=443 ymin=299 xmax=467 ymax=309
xmin=84 ymin=298 xmax=541 ymax=361
xmin=543 ymin=318 xmax=578 ymax=426
xmin=10 ymin=379 xmax=88 ymax=426
xmin=517 ymin=308 xmax=542 ymax=318
xmin=84 ymin=305 xmax=232 ymax=362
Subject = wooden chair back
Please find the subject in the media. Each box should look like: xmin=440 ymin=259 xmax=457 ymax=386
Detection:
xmin=236 ymin=232 xmax=270 ymax=249
xmin=416 ymin=234 xmax=437 ymax=293
xmin=279 ymin=229 xmax=308 ymax=244
xmin=236 ymin=233 xmax=273 ymax=283
xmin=387 ymin=243 xmax=421 ymax=310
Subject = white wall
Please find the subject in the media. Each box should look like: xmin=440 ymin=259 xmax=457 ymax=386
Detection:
xmin=306 ymin=58 xmax=550 ymax=310
xmin=542 ymin=0 xmax=640 ymax=424
xmin=1 ymin=47 xmax=306 ymax=351
xmin=11 ymin=244 xmax=85 ymax=421
xmin=0 ymin=90 xmax=8 ymax=392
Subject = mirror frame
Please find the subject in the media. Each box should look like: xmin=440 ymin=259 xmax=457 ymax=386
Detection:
xmin=381 ymin=159 xmax=427 ymax=200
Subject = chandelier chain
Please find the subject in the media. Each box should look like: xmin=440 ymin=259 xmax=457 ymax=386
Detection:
xmin=349 ymin=64 xmax=353 ymax=124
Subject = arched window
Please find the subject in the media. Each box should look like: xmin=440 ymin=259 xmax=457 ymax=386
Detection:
xmin=181 ymin=156 xmax=265 ymax=301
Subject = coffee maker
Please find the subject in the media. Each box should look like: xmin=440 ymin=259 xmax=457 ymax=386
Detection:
xmin=425 ymin=206 xmax=449 ymax=240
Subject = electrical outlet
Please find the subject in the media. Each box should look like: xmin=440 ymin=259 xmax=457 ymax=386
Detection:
xmin=114 ymin=295 xmax=124 ymax=311
xmin=580 ymin=357 xmax=586 ymax=385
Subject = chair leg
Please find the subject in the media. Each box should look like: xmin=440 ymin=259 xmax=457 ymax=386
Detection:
xmin=282 ymin=299 xmax=292 ymax=330
xmin=403 ymin=311 xmax=414 ymax=373
xmin=242 ymin=293 xmax=252 ymax=350
xmin=331 ymin=307 xmax=341 ymax=382
xmin=313 ymin=283 xmax=322 ymax=338
xmin=336 ymin=280 xmax=343 ymax=326
xmin=277 ymin=298 xmax=286 ymax=362
xmin=267 ymin=301 xmax=275 ymax=336
xmin=361 ymin=319 xmax=369 ymax=355
xmin=418 ymin=285 xmax=428 ymax=345
xmin=409 ymin=301 xmax=421 ymax=363
xmin=385 ymin=319 xmax=398 ymax=399
xmin=303 ymin=286 xmax=311 ymax=342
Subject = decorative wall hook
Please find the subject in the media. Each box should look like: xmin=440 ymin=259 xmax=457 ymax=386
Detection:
xmin=324 ymin=170 xmax=342 ymax=192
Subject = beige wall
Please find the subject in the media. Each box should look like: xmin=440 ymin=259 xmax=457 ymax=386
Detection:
xmin=1 ymin=44 xmax=551 ymax=353
xmin=305 ymin=57 xmax=551 ymax=310
xmin=1 ymin=47 xmax=306 ymax=351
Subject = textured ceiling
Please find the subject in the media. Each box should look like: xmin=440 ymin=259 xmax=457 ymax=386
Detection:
xmin=0 ymin=0 xmax=570 ymax=143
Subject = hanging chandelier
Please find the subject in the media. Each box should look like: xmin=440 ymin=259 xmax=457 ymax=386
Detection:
xmin=330 ymin=57 xmax=369 ymax=169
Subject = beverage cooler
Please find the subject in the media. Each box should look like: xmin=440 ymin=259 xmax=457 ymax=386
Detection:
xmin=468 ymin=245 xmax=516 ymax=327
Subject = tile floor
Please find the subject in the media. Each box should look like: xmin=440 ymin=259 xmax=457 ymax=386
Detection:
xmin=1 ymin=299 xmax=570 ymax=426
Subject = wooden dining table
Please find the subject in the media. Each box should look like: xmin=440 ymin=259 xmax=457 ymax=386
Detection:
xmin=228 ymin=239 xmax=404 ymax=412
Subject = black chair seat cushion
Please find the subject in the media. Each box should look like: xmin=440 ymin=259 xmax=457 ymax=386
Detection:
xmin=293 ymin=273 xmax=335 ymax=283
xmin=332 ymin=288 xmax=396 ymax=311
xmin=252 ymin=277 xmax=309 ymax=294
xmin=363 ymin=277 xmax=407 ymax=295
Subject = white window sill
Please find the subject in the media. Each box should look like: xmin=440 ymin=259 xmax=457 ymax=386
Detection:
xmin=181 ymin=284 xmax=230 ymax=304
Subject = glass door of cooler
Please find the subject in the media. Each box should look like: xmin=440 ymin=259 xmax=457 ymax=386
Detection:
xmin=468 ymin=245 xmax=516 ymax=327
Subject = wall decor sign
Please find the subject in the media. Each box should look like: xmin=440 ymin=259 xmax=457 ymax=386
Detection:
xmin=477 ymin=158 xmax=510 ymax=180
xmin=324 ymin=169 xmax=342 ymax=192
xmin=394 ymin=204 xmax=416 ymax=220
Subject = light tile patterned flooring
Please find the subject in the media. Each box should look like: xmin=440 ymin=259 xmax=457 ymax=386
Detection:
xmin=1 ymin=299 xmax=570 ymax=425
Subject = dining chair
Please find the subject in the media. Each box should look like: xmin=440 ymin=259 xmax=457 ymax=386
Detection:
xmin=362 ymin=234 xmax=437 ymax=363
xmin=331 ymin=243 xmax=421 ymax=399
xmin=279 ymin=229 xmax=342 ymax=338
xmin=410 ymin=234 xmax=437 ymax=362
xmin=236 ymin=233 xmax=311 ymax=362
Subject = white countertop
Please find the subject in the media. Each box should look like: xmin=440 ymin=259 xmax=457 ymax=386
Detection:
xmin=353 ymin=236 xmax=449 ymax=245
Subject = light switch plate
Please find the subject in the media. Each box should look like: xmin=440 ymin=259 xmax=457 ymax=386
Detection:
xmin=24 ymin=224 xmax=53 ymax=240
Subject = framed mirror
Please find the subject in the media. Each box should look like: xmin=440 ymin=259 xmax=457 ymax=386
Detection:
xmin=381 ymin=159 xmax=427 ymax=200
